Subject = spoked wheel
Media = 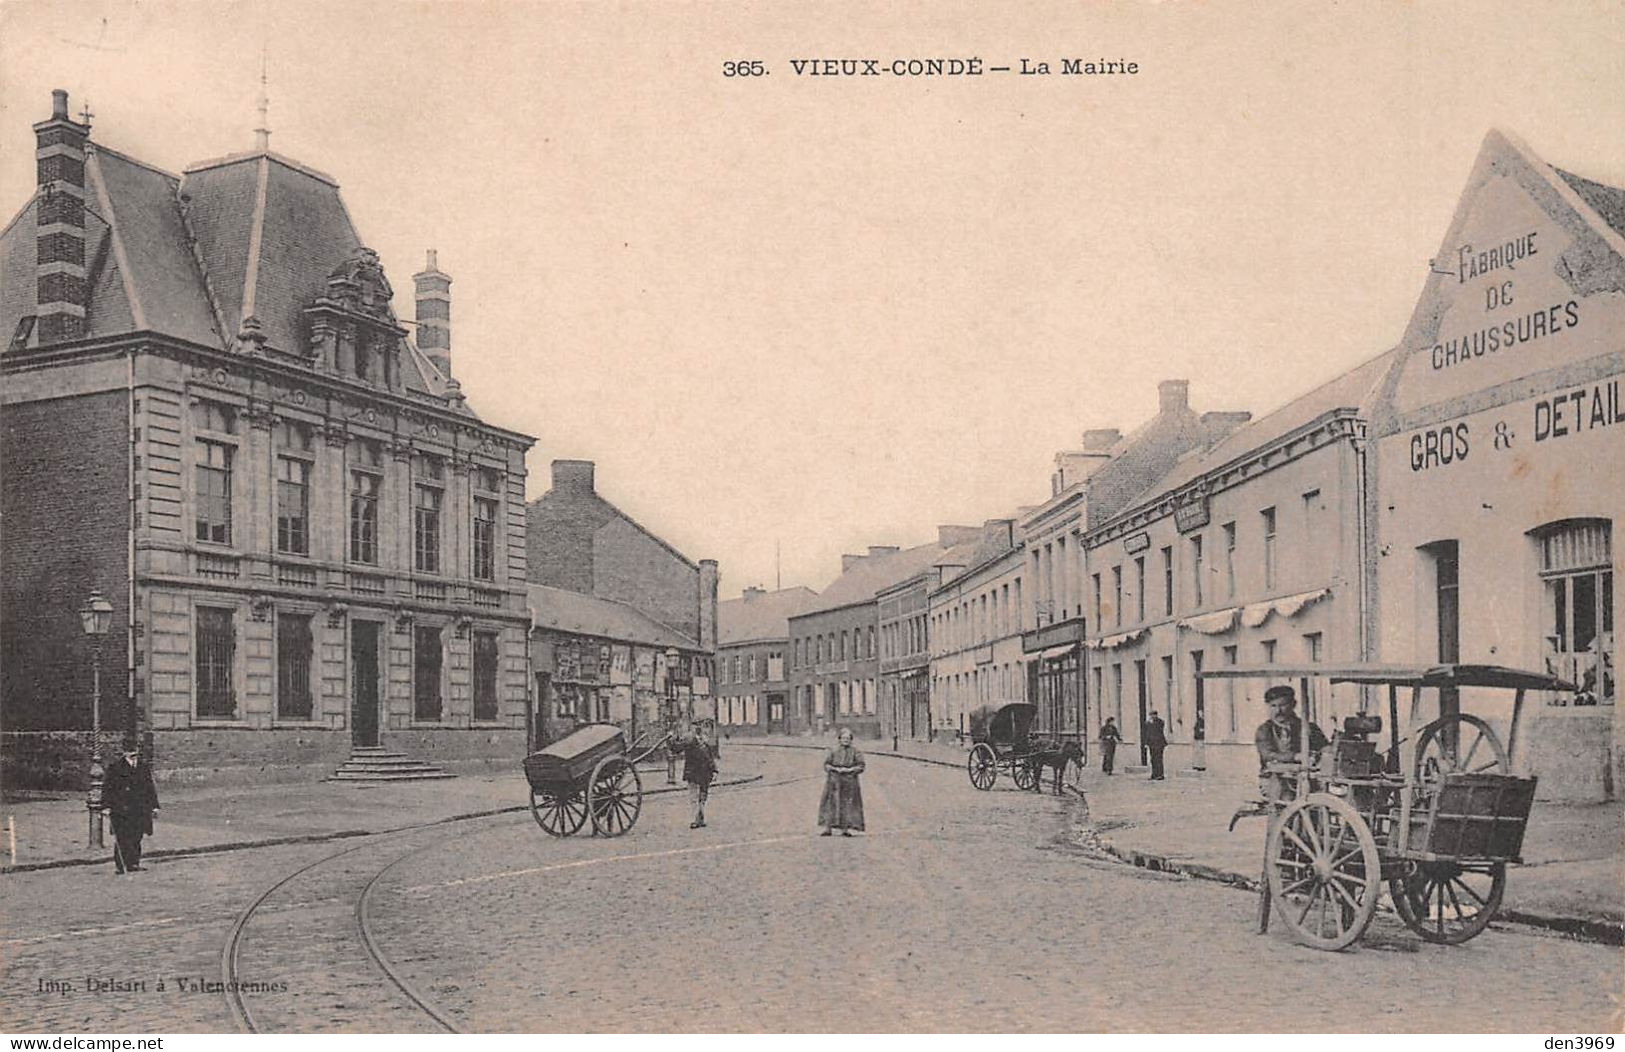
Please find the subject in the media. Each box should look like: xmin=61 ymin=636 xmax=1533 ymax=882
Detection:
xmin=1012 ymin=759 xmax=1039 ymax=792
xmin=1266 ymin=792 xmax=1381 ymax=951
xmin=1389 ymin=861 xmax=1507 ymax=944
xmin=967 ymin=744 xmax=997 ymax=791
xmin=1414 ymin=713 xmax=1509 ymax=795
xmin=529 ymin=784 xmax=588 ymax=837
xmin=588 ymin=756 xmax=643 ymax=837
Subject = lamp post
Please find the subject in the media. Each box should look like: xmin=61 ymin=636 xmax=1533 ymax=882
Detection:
xmin=664 ymin=647 xmax=681 ymax=784
xmin=80 ymin=591 xmax=114 ymax=848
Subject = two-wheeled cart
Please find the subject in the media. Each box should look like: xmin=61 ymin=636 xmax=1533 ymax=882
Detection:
xmin=1202 ymin=662 xmax=1574 ymax=950
xmin=522 ymin=724 xmax=670 ymax=837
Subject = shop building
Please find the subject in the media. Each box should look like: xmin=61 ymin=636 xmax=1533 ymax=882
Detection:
xmin=0 ymin=92 xmax=536 ymax=786
xmin=789 ymin=529 xmax=979 ymax=738
xmin=1365 ymin=129 xmax=1624 ymax=802
xmin=715 ymin=585 xmax=819 ymax=736
xmin=1083 ymin=361 xmax=1390 ymax=780
xmin=524 ymin=458 xmax=716 ymax=736
xmin=526 ymin=583 xmax=710 ymax=749
xmin=927 ymin=521 xmax=1025 ymax=740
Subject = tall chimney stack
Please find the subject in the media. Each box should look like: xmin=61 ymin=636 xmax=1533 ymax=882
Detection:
xmin=1158 ymin=379 xmax=1190 ymax=414
xmin=413 ymin=249 xmax=452 ymax=377
xmin=34 ymin=90 xmax=91 ymax=344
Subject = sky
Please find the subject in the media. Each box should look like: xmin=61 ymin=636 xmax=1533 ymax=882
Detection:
xmin=2 ymin=0 xmax=1621 ymax=600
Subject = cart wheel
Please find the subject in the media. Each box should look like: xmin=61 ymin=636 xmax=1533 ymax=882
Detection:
xmin=967 ymin=744 xmax=997 ymax=791
xmin=1266 ymin=792 xmax=1380 ymax=951
xmin=1389 ymin=861 xmax=1506 ymax=944
xmin=588 ymin=756 xmax=643 ymax=837
xmin=1414 ymin=714 xmax=1509 ymax=795
xmin=1012 ymin=760 xmax=1039 ymax=792
xmin=529 ymin=785 xmax=588 ymax=837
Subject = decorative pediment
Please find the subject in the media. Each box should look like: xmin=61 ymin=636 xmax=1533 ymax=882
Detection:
xmin=326 ymin=247 xmax=396 ymax=319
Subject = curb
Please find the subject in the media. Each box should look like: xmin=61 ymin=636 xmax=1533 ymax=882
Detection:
xmin=1088 ymin=822 xmax=1624 ymax=947
xmin=0 ymin=773 xmax=764 ymax=875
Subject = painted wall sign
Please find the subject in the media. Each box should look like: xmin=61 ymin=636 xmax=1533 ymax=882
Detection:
xmin=1174 ymin=494 xmax=1209 ymax=533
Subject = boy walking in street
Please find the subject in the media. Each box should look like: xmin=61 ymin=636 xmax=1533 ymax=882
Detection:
xmin=679 ymin=724 xmax=718 ymax=828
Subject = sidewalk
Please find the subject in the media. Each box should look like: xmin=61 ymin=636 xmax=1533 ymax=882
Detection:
xmin=0 ymin=761 xmax=757 ymax=874
xmin=1075 ymin=765 xmax=1625 ymax=942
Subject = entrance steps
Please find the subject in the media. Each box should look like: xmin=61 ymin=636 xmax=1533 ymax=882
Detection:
xmin=328 ymin=746 xmax=456 ymax=782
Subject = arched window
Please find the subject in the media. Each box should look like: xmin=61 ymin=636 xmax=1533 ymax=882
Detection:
xmin=1533 ymin=519 xmax=1613 ymax=704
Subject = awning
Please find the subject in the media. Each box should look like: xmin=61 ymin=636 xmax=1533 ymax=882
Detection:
xmin=1238 ymin=587 xmax=1333 ymax=629
xmin=1179 ymin=607 xmax=1239 ymax=635
xmin=1089 ymin=627 xmax=1149 ymax=651
xmin=1039 ymin=643 xmax=1080 ymax=661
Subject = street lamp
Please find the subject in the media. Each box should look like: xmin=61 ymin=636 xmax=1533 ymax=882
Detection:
xmin=663 ymin=647 xmax=681 ymax=784
xmin=80 ymin=591 xmax=114 ymax=848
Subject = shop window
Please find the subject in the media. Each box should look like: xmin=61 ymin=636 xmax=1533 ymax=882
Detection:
xmin=1536 ymin=520 xmax=1613 ymax=704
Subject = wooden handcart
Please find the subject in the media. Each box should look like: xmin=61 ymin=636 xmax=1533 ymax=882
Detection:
xmin=522 ymin=724 xmax=671 ymax=838
xmin=1202 ymin=662 xmax=1574 ymax=950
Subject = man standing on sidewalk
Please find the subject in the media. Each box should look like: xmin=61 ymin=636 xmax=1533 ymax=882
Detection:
xmin=103 ymin=740 xmax=159 ymax=874
xmin=1143 ymin=712 xmax=1168 ymax=781
xmin=1099 ymin=717 xmax=1122 ymax=775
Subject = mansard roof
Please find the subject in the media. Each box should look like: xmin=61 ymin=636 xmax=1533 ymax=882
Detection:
xmin=1 ymin=132 xmax=461 ymax=411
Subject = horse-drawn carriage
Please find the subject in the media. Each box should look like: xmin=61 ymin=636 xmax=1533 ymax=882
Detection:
xmin=965 ymin=701 xmax=1083 ymax=793
xmin=522 ymin=723 xmax=669 ymax=837
xmin=1201 ymin=662 xmax=1574 ymax=950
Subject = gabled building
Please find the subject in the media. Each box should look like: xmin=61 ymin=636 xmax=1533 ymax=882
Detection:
xmin=525 ymin=459 xmax=718 ymax=738
xmin=715 ymin=585 xmax=819 ymax=736
xmin=1366 ymin=129 xmax=1624 ymax=802
xmin=0 ymin=92 xmax=535 ymax=786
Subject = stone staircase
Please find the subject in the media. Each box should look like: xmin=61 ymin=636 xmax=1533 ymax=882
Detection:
xmin=328 ymin=746 xmax=456 ymax=782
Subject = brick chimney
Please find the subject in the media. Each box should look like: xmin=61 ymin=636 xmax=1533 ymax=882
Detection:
xmin=413 ymin=249 xmax=452 ymax=377
xmin=743 ymin=586 xmax=765 ymax=600
xmin=1158 ymin=380 xmax=1190 ymax=414
xmin=841 ymin=554 xmax=866 ymax=572
xmin=34 ymin=90 xmax=91 ymax=344
xmin=1080 ymin=428 xmax=1122 ymax=452
xmin=936 ymin=525 xmax=981 ymax=547
xmin=867 ymin=545 xmax=900 ymax=559
xmin=551 ymin=459 xmax=595 ymax=495
xmin=698 ymin=559 xmax=718 ymax=651
xmin=1200 ymin=410 xmax=1253 ymax=446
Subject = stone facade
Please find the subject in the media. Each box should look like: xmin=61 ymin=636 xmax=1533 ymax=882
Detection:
xmin=0 ymin=92 xmax=536 ymax=786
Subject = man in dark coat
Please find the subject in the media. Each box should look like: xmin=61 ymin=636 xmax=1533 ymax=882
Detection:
xmin=1255 ymin=684 xmax=1328 ymax=801
xmin=1143 ymin=712 xmax=1169 ymax=780
xmin=103 ymin=741 xmax=159 ymax=873
xmin=1099 ymin=717 xmax=1122 ymax=775
xmin=679 ymin=725 xmax=718 ymax=828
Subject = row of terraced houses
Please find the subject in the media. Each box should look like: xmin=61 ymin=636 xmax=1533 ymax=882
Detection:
xmin=716 ymin=128 xmax=1623 ymax=803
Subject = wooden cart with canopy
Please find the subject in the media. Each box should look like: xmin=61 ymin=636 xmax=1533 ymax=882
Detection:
xmin=964 ymin=701 xmax=1082 ymax=792
xmin=1200 ymin=662 xmax=1574 ymax=950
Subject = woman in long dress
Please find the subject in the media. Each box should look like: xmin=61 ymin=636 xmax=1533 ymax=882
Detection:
xmin=818 ymin=727 xmax=866 ymax=836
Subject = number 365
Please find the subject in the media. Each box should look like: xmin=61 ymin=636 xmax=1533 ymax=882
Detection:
xmin=723 ymin=61 xmax=767 ymax=77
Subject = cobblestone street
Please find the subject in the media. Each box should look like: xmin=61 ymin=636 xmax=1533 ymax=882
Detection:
xmin=2 ymin=747 xmax=1620 ymax=1033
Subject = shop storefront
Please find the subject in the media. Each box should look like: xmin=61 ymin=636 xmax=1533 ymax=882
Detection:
xmin=1367 ymin=130 xmax=1623 ymax=801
